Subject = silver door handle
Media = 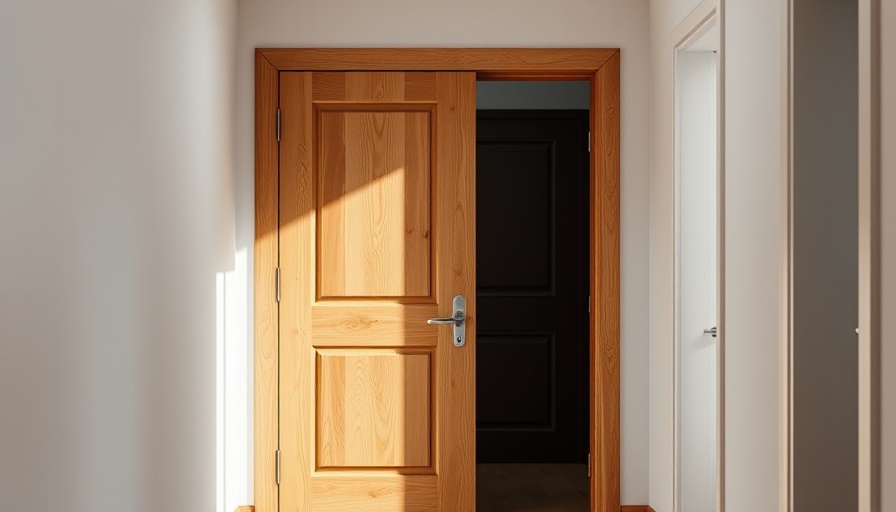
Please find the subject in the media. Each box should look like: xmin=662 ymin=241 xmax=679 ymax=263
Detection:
xmin=427 ymin=315 xmax=464 ymax=326
xmin=427 ymin=294 xmax=466 ymax=347
xmin=704 ymin=326 xmax=718 ymax=337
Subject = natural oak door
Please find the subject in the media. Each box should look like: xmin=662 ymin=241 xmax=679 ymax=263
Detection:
xmin=278 ymin=71 xmax=476 ymax=511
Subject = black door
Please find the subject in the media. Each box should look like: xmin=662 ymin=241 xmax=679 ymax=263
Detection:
xmin=476 ymin=110 xmax=590 ymax=463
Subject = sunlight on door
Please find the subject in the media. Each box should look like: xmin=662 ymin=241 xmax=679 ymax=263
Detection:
xmin=317 ymin=109 xmax=432 ymax=298
xmin=277 ymin=70 xmax=476 ymax=511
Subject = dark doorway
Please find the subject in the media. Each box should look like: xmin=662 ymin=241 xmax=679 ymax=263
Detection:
xmin=476 ymin=109 xmax=591 ymax=465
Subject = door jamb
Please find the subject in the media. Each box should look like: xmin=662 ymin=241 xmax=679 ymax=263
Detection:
xmin=253 ymin=48 xmax=621 ymax=512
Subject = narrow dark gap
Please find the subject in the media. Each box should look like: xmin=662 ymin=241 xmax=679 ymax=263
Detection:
xmin=474 ymin=80 xmax=591 ymax=512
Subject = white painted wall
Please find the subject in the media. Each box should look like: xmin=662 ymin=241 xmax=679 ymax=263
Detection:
xmin=650 ymin=0 xmax=787 ymax=510
xmin=236 ymin=0 xmax=651 ymax=504
xmin=677 ymin=50 xmax=718 ymax=512
xmin=723 ymin=1 xmax=786 ymax=511
xmin=791 ymin=0 xmax=858 ymax=509
xmin=0 ymin=1 xmax=236 ymax=511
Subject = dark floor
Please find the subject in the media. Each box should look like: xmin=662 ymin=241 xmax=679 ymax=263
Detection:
xmin=476 ymin=463 xmax=589 ymax=512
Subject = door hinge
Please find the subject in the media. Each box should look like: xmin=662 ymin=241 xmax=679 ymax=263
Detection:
xmin=276 ymin=449 xmax=281 ymax=485
xmin=588 ymin=295 xmax=591 ymax=313
xmin=587 ymin=453 xmax=591 ymax=478
xmin=276 ymin=108 xmax=281 ymax=142
xmin=588 ymin=131 xmax=591 ymax=152
xmin=276 ymin=267 xmax=281 ymax=302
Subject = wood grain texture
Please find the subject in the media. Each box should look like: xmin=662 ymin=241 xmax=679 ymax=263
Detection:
xmin=318 ymin=350 xmax=431 ymax=467
xmin=256 ymin=48 xmax=621 ymax=511
xmin=311 ymin=305 xmax=439 ymax=346
xmin=435 ymin=71 xmax=477 ymax=511
xmin=279 ymin=71 xmax=315 ymax=512
xmin=619 ymin=506 xmax=654 ymax=512
xmin=311 ymin=475 xmax=437 ymax=511
xmin=234 ymin=507 xmax=255 ymax=512
xmin=253 ymin=51 xmax=279 ymax=512
xmin=590 ymin=50 xmax=621 ymax=512
xmin=317 ymin=107 xmax=432 ymax=297
xmin=258 ymin=48 xmax=617 ymax=76
xmin=278 ymin=70 xmax=476 ymax=511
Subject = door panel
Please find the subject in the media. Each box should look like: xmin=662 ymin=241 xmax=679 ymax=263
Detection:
xmin=476 ymin=110 xmax=590 ymax=463
xmin=476 ymin=139 xmax=553 ymax=293
xmin=317 ymin=349 xmax=432 ymax=467
xmin=279 ymin=71 xmax=475 ymax=511
xmin=317 ymin=106 xmax=433 ymax=298
xmin=477 ymin=332 xmax=555 ymax=428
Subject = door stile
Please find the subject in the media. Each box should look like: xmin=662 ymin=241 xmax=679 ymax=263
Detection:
xmin=279 ymin=71 xmax=315 ymax=511
xmin=435 ymin=72 xmax=477 ymax=510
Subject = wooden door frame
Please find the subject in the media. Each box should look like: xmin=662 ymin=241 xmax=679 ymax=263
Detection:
xmin=254 ymin=48 xmax=621 ymax=512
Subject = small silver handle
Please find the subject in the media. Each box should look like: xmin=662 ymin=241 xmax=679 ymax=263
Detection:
xmin=426 ymin=315 xmax=464 ymax=326
xmin=427 ymin=294 xmax=466 ymax=347
xmin=704 ymin=326 xmax=718 ymax=337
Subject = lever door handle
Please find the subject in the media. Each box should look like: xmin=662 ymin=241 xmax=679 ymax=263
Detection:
xmin=427 ymin=315 xmax=464 ymax=326
xmin=704 ymin=326 xmax=718 ymax=337
xmin=427 ymin=294 xmax=466 ymax=347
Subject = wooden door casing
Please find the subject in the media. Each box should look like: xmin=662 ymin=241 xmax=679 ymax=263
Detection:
xmin=255 ymin=49 xmax=620 ymax=512
xmin=278 ymin=71 xmax=476 ymax=511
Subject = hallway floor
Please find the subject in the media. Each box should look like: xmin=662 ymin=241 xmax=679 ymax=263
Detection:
xmin=476 ymin=463 xmax=589 ymax=511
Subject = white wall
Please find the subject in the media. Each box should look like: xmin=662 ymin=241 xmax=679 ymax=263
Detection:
xmin=723 ymin=0 xmax=786 ymax=511
xmin=0 ymin=1 xmax=236 ymax=511
xmin=677 ymin=50 xmax=718 ymax=512
xmin=650 ymin=0 xmax=787 ymax=510
xmin=791 ymin=0 xmax=858 ymax=509
xmin=236 ymin=0 xmax=651 ymax=504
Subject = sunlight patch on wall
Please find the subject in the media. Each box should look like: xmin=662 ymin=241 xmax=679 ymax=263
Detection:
xmin=217 ymin=246 xmax=251 ymax=512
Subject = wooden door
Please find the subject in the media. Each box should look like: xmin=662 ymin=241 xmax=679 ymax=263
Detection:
xmin=278 ymin=71 xmax=476 ymax=511
xmin=475 ymin=110 xmax=590 ymax=463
